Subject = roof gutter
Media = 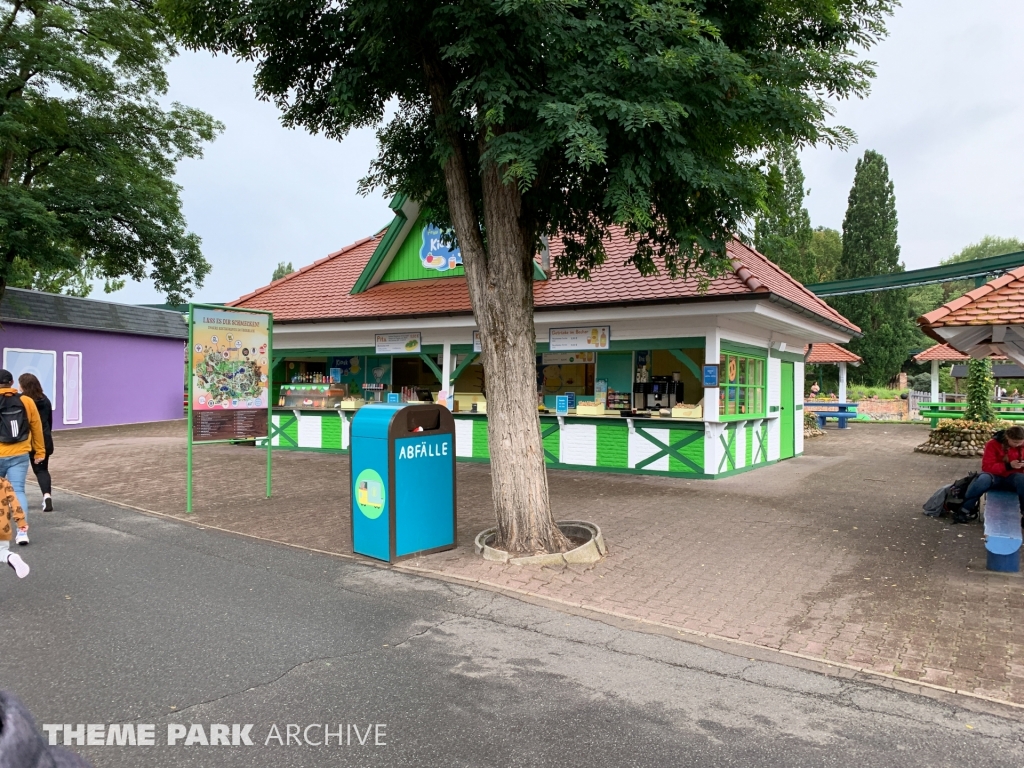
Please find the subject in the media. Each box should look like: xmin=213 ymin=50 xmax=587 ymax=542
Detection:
xmin=766 ymin=294 xmax=861 ymax=338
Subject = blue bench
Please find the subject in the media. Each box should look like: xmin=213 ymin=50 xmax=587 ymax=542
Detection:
xmin=984 ymin=491 xmax=1022 ymax=572
xmin=805 ymin=403 xmax=858 ymax=429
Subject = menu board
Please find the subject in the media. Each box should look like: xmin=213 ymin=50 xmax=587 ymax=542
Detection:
xmin=549 ymin=326 xmax=610 ymax=351
xmin=375 ymin=332 xmax=422 ymax=354
xmin=192 ymin=409 xmax=268 ymax=441
xmin=191 ymin=309 xmax=270 ymax=418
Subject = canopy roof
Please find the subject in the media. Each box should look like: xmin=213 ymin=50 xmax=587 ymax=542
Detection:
xmin=912 ymin=343 xmax=970 ymax=363
xmin=918 ymin=265 xmax=1024 ymax=367
xmin=804 ymin=343 xmax=862 ymax=364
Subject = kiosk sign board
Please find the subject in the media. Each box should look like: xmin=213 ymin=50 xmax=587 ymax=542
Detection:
xmin=702 ymin=364 xmax=720 ymax=388
xmin=549 ymin=326 xmax=610 ymax=351
xmin=375 ymin=332 xmax=422 ymax=354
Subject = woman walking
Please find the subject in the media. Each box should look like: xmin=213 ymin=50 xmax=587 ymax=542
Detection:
xmin=18 ymin=374 xmax=53 ymax=511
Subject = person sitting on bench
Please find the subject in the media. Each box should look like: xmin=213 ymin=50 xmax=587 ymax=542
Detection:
xmin=961 ymin=425 xmax=1024 ymax=520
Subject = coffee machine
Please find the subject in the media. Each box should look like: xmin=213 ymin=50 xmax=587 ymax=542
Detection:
xmin=647 ymin=376 xmax=684 ymax=410
xmin=632 ymin=377 xmax=684 ymax=410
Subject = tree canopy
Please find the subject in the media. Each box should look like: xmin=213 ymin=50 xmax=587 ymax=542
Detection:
xmin=162 ymin=0 xmax=894 ymax=279
xmin=831 ymin=150 xmax=912 ymax=386
xmin=0 ymin=0 xmax=222 ymax=303
xmin=271 ymin=261 xmax=293 ymax=282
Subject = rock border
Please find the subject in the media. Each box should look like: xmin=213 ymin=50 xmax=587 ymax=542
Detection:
xmin=474 ymin=520 xmax=608 ymax=566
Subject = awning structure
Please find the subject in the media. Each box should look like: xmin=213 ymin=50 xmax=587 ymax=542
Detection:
xmin=918 ymin=265 xmax=1024 ymax=367
xmin=911 ymin=343 xmax=969 ymax=363
xmin=803 ymin=343 xmax=861 ymax=402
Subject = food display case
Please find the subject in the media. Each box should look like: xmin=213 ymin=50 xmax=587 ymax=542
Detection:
xmin=277 ymin=384 xmax=351 ymax=410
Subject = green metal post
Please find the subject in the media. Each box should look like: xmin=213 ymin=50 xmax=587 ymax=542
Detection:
xmin=266 ymin=314 xmax=273 ymax=499
xmin=186 ymin=304 xmax=195 ymax=514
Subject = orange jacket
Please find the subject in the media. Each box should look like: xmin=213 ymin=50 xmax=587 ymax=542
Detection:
xmin=0 ymin=388 xmax=45 ymax=462
xmin=0 ymin=476 xmax=26 ymax=540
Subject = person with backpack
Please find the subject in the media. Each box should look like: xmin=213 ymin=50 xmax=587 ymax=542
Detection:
xmin=0 ymin=369 xmax=45 ymax=545
xmin=19 ymin=373 xmax=54 ymax=511
xmin=960 ymin=425 xmax=1024 ymax=520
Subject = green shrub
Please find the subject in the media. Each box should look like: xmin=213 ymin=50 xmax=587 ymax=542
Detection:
xmin=964 ymin=358 xmax=996 ymax=422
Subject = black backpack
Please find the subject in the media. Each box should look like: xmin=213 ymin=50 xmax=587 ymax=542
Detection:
xmin=0 ymin=392 xmax=29 ymax=444
xmin=944 ymin=471 xmax=979 ymax=524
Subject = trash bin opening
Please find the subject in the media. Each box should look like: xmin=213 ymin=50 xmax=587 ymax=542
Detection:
xmin=407 ymin=408 xmax=441 ymax=432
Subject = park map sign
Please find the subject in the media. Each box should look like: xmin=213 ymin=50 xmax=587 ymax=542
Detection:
xmin=187 ymin=305 xmax=274 ymax=514
xmin=191 ymin=309 xmax=270 ymax=440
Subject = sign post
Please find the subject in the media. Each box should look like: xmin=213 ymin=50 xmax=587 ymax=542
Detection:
xmin=187 ymin=304 xmax=273 ymax=514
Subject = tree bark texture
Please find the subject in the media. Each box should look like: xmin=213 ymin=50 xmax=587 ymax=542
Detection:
xmin=423 ymin=59 xmax=570 ymax=556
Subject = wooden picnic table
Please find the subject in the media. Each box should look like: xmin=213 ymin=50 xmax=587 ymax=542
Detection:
xmin=804 ymin=401 xmax=858 ymax=429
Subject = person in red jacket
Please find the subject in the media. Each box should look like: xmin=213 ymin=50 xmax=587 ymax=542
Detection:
xmin=961 ymin=426 xmax=1024 ymax=518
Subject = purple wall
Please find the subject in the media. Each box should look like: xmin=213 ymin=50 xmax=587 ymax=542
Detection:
xmin=1 ymin=322 xmax=184 ymax=430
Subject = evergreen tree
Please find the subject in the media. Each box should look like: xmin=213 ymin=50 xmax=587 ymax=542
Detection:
xmin=272 ymin=261 xmax=294 ymax=281
xmin=808 ymin=227 xmax=842 ymax=283
xmin=831 ymin=150 xmax=912 ymax=385
xmin=754 ymin=145 xmax=814 ymax=285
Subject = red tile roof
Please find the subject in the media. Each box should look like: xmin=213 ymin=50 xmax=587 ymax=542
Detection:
xmin=919 ymin=265 xmax=1024 ymax=329
xmin=912 ymin=343 xmax=969 ymax=363
xmin=804 ymin=343 xmax=862 ymax=364
xmin=231 ymin=227 xmax=858 ymax=334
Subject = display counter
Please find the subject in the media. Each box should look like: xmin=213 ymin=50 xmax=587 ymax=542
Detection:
xmin=262 ymin=405 xmax=776 ymax=478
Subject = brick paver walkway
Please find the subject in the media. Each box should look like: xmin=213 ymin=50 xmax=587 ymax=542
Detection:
xmin=44 ymin=420 xmax=1024 ymax=706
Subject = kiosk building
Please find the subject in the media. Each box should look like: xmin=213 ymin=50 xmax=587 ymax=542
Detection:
xmin=232 ymin=198 xmax=858 ymax=478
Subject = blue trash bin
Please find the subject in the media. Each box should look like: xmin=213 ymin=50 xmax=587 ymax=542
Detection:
xmin=350 ymin=403 xmax=457 ymax=563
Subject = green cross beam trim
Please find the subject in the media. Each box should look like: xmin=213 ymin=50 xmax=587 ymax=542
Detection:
xmin=450 ymin=352 xmax=478 ymax=385
xmin=269 ymin=414 xmax=298 ymax=448
xmin=541 ymin=423 xmax=560 ymax=463
xmin=418 ymin=354 xmax=443 ymax=383
xmin=718 ymin=428 xmax=737 ymax=472
xmin=633 ymin=427 xmax=703 ymax=472
xmin=755 ymin=425 xmax=767 ymax=463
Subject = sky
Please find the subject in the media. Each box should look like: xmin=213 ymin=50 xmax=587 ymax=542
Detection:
xmin=102 ymin=0 xmax=1024 ymax=305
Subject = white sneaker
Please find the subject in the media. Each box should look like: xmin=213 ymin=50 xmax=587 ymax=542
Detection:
xmin=14 ymin=529 xmax=28 ymax=546
xmin=7 ymin=553 xmax=28 ymax=578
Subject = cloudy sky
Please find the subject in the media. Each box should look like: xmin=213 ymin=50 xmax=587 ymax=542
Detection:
xmin=105 ymin=0 xmax=1024 ymax=305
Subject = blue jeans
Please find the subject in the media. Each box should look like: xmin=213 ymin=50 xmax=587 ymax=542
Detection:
xmin=962 ymin=472 xmax=1024 ymax=514
xmin=0 ymin=453 xmax=30 ymax=521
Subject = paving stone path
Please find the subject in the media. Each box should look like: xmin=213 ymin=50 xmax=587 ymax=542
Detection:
xmin=44 ymin=420 xmax=1024 ymax=706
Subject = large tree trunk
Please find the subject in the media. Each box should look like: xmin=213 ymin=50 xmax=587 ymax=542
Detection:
xmin=423 ymin=62 xmax=570 ymax=556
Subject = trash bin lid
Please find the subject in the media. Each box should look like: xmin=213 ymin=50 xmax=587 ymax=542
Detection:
xmin=351 ymin=402 xmax=405 ymax=439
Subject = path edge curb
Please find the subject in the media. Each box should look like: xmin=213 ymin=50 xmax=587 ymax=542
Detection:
xmin=53 ymin=484 xmax=1024 ymax=721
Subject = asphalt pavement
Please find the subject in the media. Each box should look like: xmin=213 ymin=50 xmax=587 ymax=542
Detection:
xmin=1 ymin=493 xmax=1021 ymax=768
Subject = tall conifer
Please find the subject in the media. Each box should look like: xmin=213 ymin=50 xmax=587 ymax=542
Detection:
xmin=832 ymin=150 xmax=912 ymax=385
xmin=754 ymin=145 xmax=814 ymax=285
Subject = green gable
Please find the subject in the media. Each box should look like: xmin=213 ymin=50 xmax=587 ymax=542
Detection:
xmin=351 ymin=196 xmax=546 ymax=294
xmin=380 ymin=211 xmax=465 ymax=283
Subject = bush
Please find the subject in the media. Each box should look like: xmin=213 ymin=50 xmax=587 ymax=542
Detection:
xmin=909 ymin=372 xmax=931 ymax=392
xmin=931 ymin=419 xmax=1010 ymax=435
xmin=848 ymin=385 xmax=903 ymax=401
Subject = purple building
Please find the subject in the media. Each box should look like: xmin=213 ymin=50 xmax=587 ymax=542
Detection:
xmin=0 ymin=288 xmax=186 ymax=430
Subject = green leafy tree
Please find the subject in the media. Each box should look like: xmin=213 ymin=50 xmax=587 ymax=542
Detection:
xmin=272 ymin=261 xmax=294 ymax=282
xmin=0 ymin=0 xmax=222 ymax=305
xmin=754 ymin=145 xmax=813 ymax=284
xmin=808 ymin=227 xmax=842 ymax=283
xmin=964 ymin=358 xmax=995 ymax=423
xmin=831 ymin=150 xmax=912 ymax=385
xmin=6 ymin=255 xmax=124 ymax=297
xmin=161 ymin=0 xmax=895 ymax=554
